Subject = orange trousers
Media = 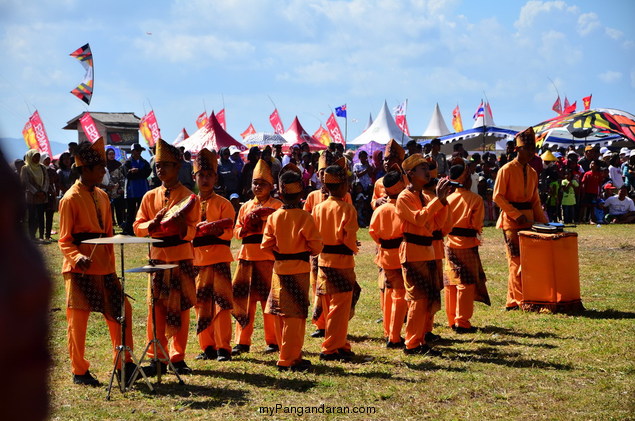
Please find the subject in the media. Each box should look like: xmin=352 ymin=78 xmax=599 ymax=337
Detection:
xmin=66 ymin=300 xmax=133 ymax=375
xmin=444 ymin=284 xmax=476 ymax=328
xmin=381 ymin=288 xmax=394 ymax=338
xmin=234 ymin=299 xmax=278 ymax=346
xmin=273 ymin=316 xmax=306 ymax=367
xmin=147 ymin=304 xmax=189 ymax=363
xmin=320 ymin=291 xmax=353 ymax=354
xmin=311 ymin=289 xmax=325 ymax=330
xmin=196 ymin=308 xmax=232 ymax=352
xmin=504 ymin=230 xmax=523 ymax=307
xmin=404 ymin=298 xmax=430 ymax=350
xmin=385 ymin=288 xmax=407 ymax=343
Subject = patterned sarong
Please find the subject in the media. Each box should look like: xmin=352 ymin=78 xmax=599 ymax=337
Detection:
xmin=444 ymin=246 xmax=491 ymax=306
xmin=382 ymin=268 xmax=405 ymax=290
xmin=265 ymin=272 xmax=310 ymax=318
xmin=315 ymin=266 xmax=362 ymax=319
xmin=231 ymin=259 xmax=274 ymax=328
xmin=401 ymin=260 xmax=441 ymax=313
xmin=195 ymin=262 xmax=233 ymax=334
xmin=503 ymin=229 xmax=521 ymax=258
xmin=65 ymin=272 xmax=122 ymax=321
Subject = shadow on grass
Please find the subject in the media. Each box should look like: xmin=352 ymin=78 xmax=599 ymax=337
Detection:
xmin=404 ymin=359 xmax=468 ymax=373
xmin=197 ymin=369 xmax=317 ymax=392
xmin=348 ymin=334 xmax=385 ymax=344
xmin=443 ymin=347 xmax=574 ymax=370
xmin=449 ymin=337 xmax=558 ymax=349
xmin=134 ymin=383 xmax=249 ymax=407
xmin=478 ymin=326 xmax=562 ymax=339
xmin=577 ymin=309 xmax=635 ymax=320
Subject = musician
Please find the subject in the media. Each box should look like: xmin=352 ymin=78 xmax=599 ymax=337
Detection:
xmin=133 ymin=139 xmax=200 ymax=376
xmin=58 ymin=137 xmax=136 ymax=386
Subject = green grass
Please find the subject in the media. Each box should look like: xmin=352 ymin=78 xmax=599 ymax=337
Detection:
xmin=41 ymin=222 xmax=635 ymax=420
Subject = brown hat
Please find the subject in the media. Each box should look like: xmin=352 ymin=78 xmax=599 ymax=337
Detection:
xmin=279 ymin=167 xmax=303 ymax=194
xmin=252 ymin=159 xmax=274 ymax=185
xmin=401 ymin=153 xmax=427 ymax=172
xmin=156 ymin=138 xmax=181 ymax=163
xmin=74 ymin=137 xmax=106 ymax=167
xmin=323 ymin=158 xmax=348 ymax=184
xmin=280 ymin=162 xmax=302 ymax=177
xmin=385 ymin=139 xmax=406 ymax=162
xmin=515 ymin=127 xmax=536 ymax=148
xmin=318 ymin=149 xmax=334 ymax=171
xmin=193 ymin=148 xmax=218 ymax=174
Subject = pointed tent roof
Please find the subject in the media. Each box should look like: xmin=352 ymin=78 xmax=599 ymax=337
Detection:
xmin=472 ymin=101 xmax=495 ymax=128
xmin=422 ymin=103 xmax=451 ymax=137
xmin=282 ymin=116 xmax=327 ymax=151
xmin=349 ymin=101 xmax=411 ymax=145
xmin=175 ymin=112 xmax=246 ymax=153
xmin=364 ymin=113 xmax=373 ymax=131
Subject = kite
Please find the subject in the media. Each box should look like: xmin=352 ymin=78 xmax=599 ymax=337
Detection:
xmin=69 ymin=43 xmax=94 ymax=105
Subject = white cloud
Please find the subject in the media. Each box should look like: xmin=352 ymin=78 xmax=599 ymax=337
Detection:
xmin=577 ymin=12 xmax=600 ymax=36
xmin=133 ymin=34 xmax=255 ymax=64
xmin=515 ymin=1 xmax=569 ymax=30
xmin=598 ymin=70 xmax=622 ymax=83
xmin=605 ymin=27 xmax=623 ymax=40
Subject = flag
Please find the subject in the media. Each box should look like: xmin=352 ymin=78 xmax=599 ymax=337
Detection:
xmin=563 ymin=101 xmax=577 ymax=114
xmin=173 ymin=128 xmax=189 ymax=147
xmin=196 ymin=111 xmax=208 ymax=129
xmin=552 ymin=96 xmax=562 ymax=115
xmin=217 ymin=108 xmax=226 ymax=130
xmin=269 ymin=108 xmax=284 ymax=134
xmin=241 ymin=123 xmax=256 ymax=139
xmin=326 ymin=113 xmax=345 ymax=145
xmin=79 ymin=112 xmax=101 ymax=143
xmin=313 ymin=125 xmax=332 ymax=146
xmin=393 ymin=100 xmax=410 ymax=136
xmin=564 ymin=97 xmax=571 ymax=110
xmin=28 ymin=111 xmax=52 ymax=156
xmin=69 ymin=43 xmax=94 ymax=105
xmin=22 ymin=120 xmax=38 ymax=150
xmin=335 ymin=104 xmax=347 ymax=118
xmin=583 ymin=95 xmax=592 ymax=110
xmin=484 ymin=101 xmax=495 ymax=126
xmin=473 ymin=101 xmax=485 ymax=120
xmin=452 ymin=105 xmax=464 ymax=132
xmin=140 ymin=110 xmax=161 ymax=148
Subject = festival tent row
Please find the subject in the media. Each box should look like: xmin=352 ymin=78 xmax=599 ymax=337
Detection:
xmin=282 ymin=117 xmax=327 ymax=151
xmin=173 ymin=111 xmax=247 ymax=153
xmin=349 ymin=101 xmax=412 ymax=146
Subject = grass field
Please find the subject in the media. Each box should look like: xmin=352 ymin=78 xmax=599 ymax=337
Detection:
xmin=40 ymin=223 xmax=634 ymax=420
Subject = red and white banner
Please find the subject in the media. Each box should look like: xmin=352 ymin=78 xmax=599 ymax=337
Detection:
xmin=313 ymin=125 xmax=332 ymax=146
xmin=326 ymin=113 xmax=345 ymax=145
xmin=28 ymin=111 xmax=52 ymax=156
xmin=196 ymin=111 xmax=208 ymax=129
xmin=79 ymin=112 xmax=101 ymax=143
xmin=216 ymin=108 xmax=226 ymax=130
xmin=140 ymin=110 xmax=161 ymax=148
xmin=241 ymin=123 xmax=257 ymax=139
xmin=395 ymin=115 xmax=410 ymax=136
xmin=269 ymin=108 xmax=285 ymax=134
xmin=552 ymin=96 xmax=562 ymax=115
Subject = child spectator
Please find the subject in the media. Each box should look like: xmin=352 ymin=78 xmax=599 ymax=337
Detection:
xmin=561 ymin=169 xmax=579 ymax=224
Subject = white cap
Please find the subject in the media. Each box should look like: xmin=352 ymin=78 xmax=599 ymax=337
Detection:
xmin=603 ymin=151 xmax=612 ymax=158
xmin=600 ymin=147 xmax=609 ymax=154
xmin=631 ymin=149 xmax=635 ymax=157
xmin=620 ymin=147 xmax=630 ymax=155
xmin=228 ymin=145 xmax=241 ymax=155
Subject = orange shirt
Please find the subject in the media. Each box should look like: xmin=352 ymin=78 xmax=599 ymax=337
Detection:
xmin=443 ymin=188 xmax=484 ymax=249
xmin=313 ymin=196 xmax=358 ymax=269
xmin=261 ymin=208 xmax=323 ymax=275
xmin=493 ymin=159 xmax=547 ymax=230
xmin=395 ymin=188 xmax=447 ymax=263
xmin=234 ymin=196 xmax=282 ymax=261
xmin=58 ymin=181 xmax=115 ymax=275
xmin=193 ymin=192 xmax=235 ymax=266
xmin=371 ymin=174 xmax=409 ymax=209
xmin=303 ymin=189 xmax=352 ymax=214
xmin=368 ymin=199 xmax=402 ymax=270
xmin=133 ymin=183 xmax=200 ymax=262
xmin=423 ymin=189 xmax=448 ymax=260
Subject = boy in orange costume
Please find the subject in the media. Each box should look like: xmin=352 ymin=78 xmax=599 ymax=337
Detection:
xmin=133 ymin=138 xmax=200 ymax=376
xmin=442 ymin=162 xmax=490 ymax=333
xmin=313 ymin=161 xmax=360 ymax=362
xmin=192 ymin=148 xmax=236 ymax=362
xmin=395 ymin=153 xmax=451 ymax=355
xmin=493 ymin=127 xmax=547 ymax=310
xmin=58 ymin=138 xmax=136 ymax=386
xmin=231 ymin=159 xmax=282 ymax=356
xmin=368 ymin=170 xmax=407 ymax=348
xmin=262 ymin=166 xmax=323 ymax=371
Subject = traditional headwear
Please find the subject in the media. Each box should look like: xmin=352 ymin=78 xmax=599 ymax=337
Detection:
xmin=540 ymin=150 xmax=557 ymax=162
xmin=515 ymin=127 xmax=536 ymax=148
xmin=279 ymin=165 xmax=303 ymax=194
xmin=193 ymin=148 xmax=218 ymax=174
xmin=424 ymin=155 xmax=438 ymax=179
xmin=383 ymin=171 xmax=406 ymax=196
xmin=74 ymin=137 xmax=106 ymax=167
xmin=385 ymin=139 xmax=406 ymax=162
xmin=155 ymin=138 xmax=180 ymax=163
xmin=252 ymin=158 xmax=274 ymax=185
xmin=280 ymin=162 xmax=302 ymax=177
xmin=449 ymin=162 xmax=470 ymax=185
xmin=401 ymin=153 xmax=427 ymax=172
xmin=318 ymin=150 xmax=335 ymax=171
xmin=323 ymin=158 xmax=348 ymax=184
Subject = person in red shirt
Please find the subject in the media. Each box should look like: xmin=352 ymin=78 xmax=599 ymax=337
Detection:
xmin=579 ymin=160 xmax=604 ymax=223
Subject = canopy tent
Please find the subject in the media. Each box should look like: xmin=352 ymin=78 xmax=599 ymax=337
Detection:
xmin=282 ymin=116 xmax=327 ymax=151
xmin=175 ymin=112 xmax=246 ymax=153
xmin=349 ymin=101 xmax=411 ymax=145
xmin=422 ymin=103 xmax=451 ymax=137
xmin=437 ymin=126 xmax=517 ymax=154
xmin=537 ymin=129 xmax=624 ymax=149
xmin=352 ymin=140 xmax=384 ymax=163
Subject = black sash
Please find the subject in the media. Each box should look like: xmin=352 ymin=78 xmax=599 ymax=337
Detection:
xmin=322 ymin=244 xmax=354 ymax=255
xmin=403 ymin=232 xmax=434 ymax=246
xmin=273 ymin=250 xmax=311 ymax=262
xmin=72 ymin=232 xmax=106 ymax=246
xmin=450 ymin=227 xmax=478 ymax=237
xmin=432 ymin=230 xmax=443 ymax=240
xmin=192 ymin=235 xmax=231 ymax=248
xmin=241 ymin=234 xmax=263 ymax=245
xmin=510 ymin=201 xmax=532 ymax=210
xmin=379 ymin=237 xmax=403 ymax=249
xmin=152 ymin=235 xmax=189 ymax=248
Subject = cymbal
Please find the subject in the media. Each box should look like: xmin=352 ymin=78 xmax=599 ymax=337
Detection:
xmin=126 ymin=264 xmax=178 ymax=273
xmin=82 ymin=234 xmax=164 ymax=245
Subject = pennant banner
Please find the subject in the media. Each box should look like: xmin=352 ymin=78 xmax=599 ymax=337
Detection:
xmin=79 ymin=113 xmax=101 ymax=143
xmin=452 ymin=105 xmax=464 ymax=133
xmin=217 ymin=108 xmax=226 ymax=130
xmin=564 ymin=101 xmax=577 ymax=114
xmin=326 ymin=112 xmax=345 ymax=145
xmin=395 ymin=115 xmax=410 ymax=136
xmin=241 ymin=123 xmax=257 ymax=139
xmin=28 ymin=111 xmax=52 ymax=156
xmin=583 ymin=95 xmax=592 ymax=111
xmin=69 ymin=43 xmax=94 ymax=105
xmin=269 ymin=108 xmax=285 ymax=134
xmin=22 ymin=121 xmax=38 ymax=150
xmin=313 ymin=125 xmax=332 ymax=146
xmin=552 ymin=96 xmax=562 ymax=115
xmin=196 ymin=111 xmax=208 ymax=129
xmin=140 ymin=110 xmax=161 ymax=148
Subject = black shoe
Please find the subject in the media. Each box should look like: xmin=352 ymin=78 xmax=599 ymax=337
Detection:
xmin=404 ymin=345 xmax=442 ymax=356
xmin=216 ymin=348 xmax=232 ymax=362
xmin=264 ymin=344 xmax=279 ymax=353
xmin=142 ymin=360 xmax=167 ymax=377
xmin=280 ymin=359 xmax=312 ymax=372
xmin=170 ymin=360 xmax=192 ymax=375
xmin=310 ymin=329 xmax=325 ymax=338
xmin=73 ymin=370 xmax=101 ymax=387
xmin=195 ymin=346 xmax=217 ymax=360
xmin=454 ymin=326 xmax=478 ymax=334
xmin=425 ymin=332 xmax=441 ymax=342
xmin=386 ymin=338 xmax=405 ymax=349
xmin=231 ymin=344 xmax=250 ymax=356
xmin=337 ymin=349 xmax=355 ymax=362
xmin=505 ymin=305 xmax=520 ymax=311
xmin=319 ymin=352 xmax=342 ymax=361
xmin=117 ymin=362 xmax=139 ymax=386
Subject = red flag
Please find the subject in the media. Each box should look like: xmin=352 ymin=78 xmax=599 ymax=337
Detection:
xmin=79 ymin=112 xmax=101 ymax=143
xmin=110 ymin=133 xmax=122 ymax=143
xmin=196 ymin=111 xmax=208 ymax=129
xmin=313 ymin=125 xmax=332 ymax=146
xmin=583 ymin=95 xmax=592 ymax=110
xmin=28 ymin=111 xmax=52 ymax=156
xmin=22 ymin=120 xmax=38 ymax=150
xmin=564 ymin=97 xmax=571 ymax=110
xmin=395 ymin=115 xmax=410 ymax=136
xmin=241 ymin=123 xmax=256 ymax=139
xmin=552 ymin=96 xmax=562 ymax=115
xmin=140 ymin=110 xmax=161 ymax=148
xmin=326 ymin=113 xmax=345 ymax=145
xmin=563 ymin=101 xmax=577 ymax=114
xmin=217 ymin=108 xmax=226 ymax=130
xmin=452 ymin=105 xmax=464 ymax=132
xmin=269 ymin=108 xmax=285 ymax=134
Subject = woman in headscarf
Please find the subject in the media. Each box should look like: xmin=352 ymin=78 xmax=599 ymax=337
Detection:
xmin=105 ymin=146 xmax=126 ymax=231
xmin=57 ymin=152 xmax=75 ymax=194
xmin=20 ymin=149 xmax=49 ymax=242
xmin=371 ymin=150 xmax=385 ymax=184
xmin=40 ymin=153 xmax=59 ymax=241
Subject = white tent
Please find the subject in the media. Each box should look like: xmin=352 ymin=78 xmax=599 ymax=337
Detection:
xmin=422 ymin=103 xmax=451 ymax=137
xmin=349 ymin=101 xmax=411 ymax=145
xmin=472 ymin=101 xmax=495 ymax=128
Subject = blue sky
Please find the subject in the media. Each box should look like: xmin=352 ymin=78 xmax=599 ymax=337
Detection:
xmin=1 ymin=0 xmax=634 ymax=155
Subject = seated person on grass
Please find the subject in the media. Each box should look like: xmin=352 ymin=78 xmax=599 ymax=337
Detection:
xmin=603 ymin=185 xmax=635 ymax=224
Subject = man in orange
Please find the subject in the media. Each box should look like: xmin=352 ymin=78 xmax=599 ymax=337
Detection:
xmin=395 ymin=153 xmax=451 ymax=355
xmin=231 ymin=159 xmax=282 ymax=356
xmin=262 ymin=167 xmax=323 ymax=371
xmin=313 ymin=161 xmax=360 ymax=362
xmin=133 ymin=138 xmax=200 ymax=376
xmin=192 ymin=148 xmax=235 ymax=362
xmin=58 ymin=138 xmax=136 ymax=386
xmin=368 ymin=170 xmax=407 ymax=348
xmin=493 ymin=127 xmax=547 ymax=311
xmin=442 ymin=162 xmax=490 ymax=333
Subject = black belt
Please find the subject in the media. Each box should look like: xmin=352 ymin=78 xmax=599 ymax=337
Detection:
xmin=450 ymin=227 xmax=478 ymax=237
xmin=510 ymin=201 xmax=532 ymax=210
xmin=192 ymin=235 xmax=231 ymax=248
xmin=322 ymin=244 xmax=354 ymax=255
xmin=379 ymin=237 xmax=403 ymax=249
xmin=273 ymin=251 xmax=310 ymax=262
xmin=72 ymin=232 xmax=106 ymax=246
xmin=403 ymin=232 xmax=433 ymax=246
xmin=241 ymin=234 xmax=263 ymax=245
xmin=432 ymin=230 xmax=443 ymax=240
xmin=152 ymin=235 xmax=189 ymax=248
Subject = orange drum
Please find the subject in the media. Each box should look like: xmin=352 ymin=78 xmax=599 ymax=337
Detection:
xmin=518 ymin=230 xmax=584 ymax=313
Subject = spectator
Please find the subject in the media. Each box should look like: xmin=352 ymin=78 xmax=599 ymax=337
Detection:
xmin=561 ymin=169 xmax=579 ymax=224
xmin=20 ymin=149 xmax=49 ymax=242
xmin=483 ymin=188 xmax=499 ymax=226
xmin=545 ymin=172 xmax=561 ymax=222
xmin=148 ymin=145 xmax=160 ymax=189
xmin=499 ymin=140 xmax=516 ymax=167
xmin=579 ymin=159 xmax=604 ymax=223
xmin=238 ymin=146 xmax=259 ymax=199
xmin=405 ymin=140 xmax=418 ymax=158
xmin=262 ymin=145 xmax=281 ymax=182
xmin=604 ymin=185 xmax=635 ymax=223
xmin=178 ymin=149 xmax=195 ymax=191
xmin=56 ymin=152 xmax=74 ymax=195
xmin=13 ymin=158 xmax=25 ymax=176
xmin=353 ymin=150 xmax=373 ymax=193
xmin=371 ymin=150 xmax=385 ymax=183
xmin=622 ymin=152 xmax=635 ymax=192
xmin=352 ymin=181 xmax=369 ymax=228
xmin=453 ymin=143 xmax=468 ymax=159
xmin=430 ymin=138 xmax=448 ymax=176
xmin=578 ymin=145 xmax=599 ymax=172
xmin=105 ymin=146 xmax=125 ymax=231
xmin=41 ymin=153 xmax=59 ymax=241
xmin=122 ymin=143 xmax=151 ymax=235
xmin=229 ymin=145 xmax=245 ymax=174
xmin=608 ymin=154 xmax=624 ymax=189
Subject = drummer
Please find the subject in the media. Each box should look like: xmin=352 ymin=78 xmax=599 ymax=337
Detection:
xmin=133 ymin=139 xmax=201 ymax=376
xmin=58 ymin=137 xmax=136 ymax=386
